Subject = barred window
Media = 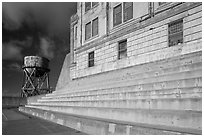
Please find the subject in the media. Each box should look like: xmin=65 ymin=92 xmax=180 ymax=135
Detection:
xmin=88 ymin=51 xmax=94 ymax=67
xmin=85 ymin=22 xmax=91 ymax=40
xmin=168 ymin=19 xmax=183 ymax=47
xmin=113 ymin=4 xmax=122 ymax=26
xmin=92 ymin=17 xmax=98 ymax=37
xmin=123 ymin=2 xmax=133 ymax=22
xmin=118 ymin=40 xmax=127 ymax=59
xmin=85 ymin=2 xmax=91 ymax=12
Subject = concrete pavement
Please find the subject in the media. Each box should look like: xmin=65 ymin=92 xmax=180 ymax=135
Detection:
xmin=2 ymin=108 xmax=86 ymax=135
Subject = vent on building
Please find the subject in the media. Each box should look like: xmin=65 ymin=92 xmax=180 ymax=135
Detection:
xmin=168 ymin=19 xmax=183 ymax=47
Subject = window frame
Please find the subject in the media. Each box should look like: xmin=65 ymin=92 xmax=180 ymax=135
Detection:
xmin=85 ymin=2 xmax=99 ymax=12
xmin=158 ymin=2 xmax=167 ymax=6
xmin=113 ymin=2 xmax=133 ymax=27
xmin=88 ymin=51 xmax=94 ymax=67
xmin=85 ymin=21 xmax=91 ymax=40
xmin=168 ymin=19 xmax=183 ymax=47
xmin=85 ymin=2 xmax=91 ymax=12
xmin=118 ymin=39 xmax=127 ymax=60
xmin=92 ymin=17 xmax=99 ymax=37
xmin=113 ymin=4 xmax=122 ymax=27
xmin=85 ymin=17 xmax=99 ymax=41
xmin=123 ymin=2 xmax=133 ymax=23
xmin=92 ymin=2 xmax=99 ymax=8
xmin=75 ymin=26 xmax=77 ymax=40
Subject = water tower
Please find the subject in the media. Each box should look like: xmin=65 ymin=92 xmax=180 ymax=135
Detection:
xmin=21 ymin=56 xmax=51 ymax=97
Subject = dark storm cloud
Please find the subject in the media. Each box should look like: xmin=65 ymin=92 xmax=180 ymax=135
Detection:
xmin=2 ymin=37 xmax=33 ymax=61
xmin=3 ymin=2 xmax=76 ymax=36
xmin=3 ymin=2 xmax=77 ymax=59
xmin=2 ymin=44 xmax=22 ymax=60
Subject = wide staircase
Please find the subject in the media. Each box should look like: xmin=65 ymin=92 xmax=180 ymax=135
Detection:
xmin=19 ymin=51 xmax=202 ymax=135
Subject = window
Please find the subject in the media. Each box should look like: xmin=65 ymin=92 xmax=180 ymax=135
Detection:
xmin=85 ymin=17 xmax=99 ymax=40
xmin=85 ymin=2 xmax=99 ymax=12
xmin=113 ymin=4 xmax=122 ymax=26
xmin=88 ymin=51 xmax=94 ymax=67
xmin=158 ymin=2 xmax=166 ymax=6
xmin=92 ymin=2 xmax=98 ymax=7
xmin=85 ymin=22 xmax=91 ymax=40
xmin=113 ymin=3 xmax=133 ymax=27
xmin=75 ymin=26 xmax=77 ymax=40
xmin=123 ymin=2 xmax=133 ymax=22
xmin=92 ymin=18 xmax=98 ymax=37
xmin=168 ymin=19 xmax=183 ymax=47
xmin=85 ymin=2 xmax=91 ymax=12
xmin=118 ymin=40 xmax=127 ymax=59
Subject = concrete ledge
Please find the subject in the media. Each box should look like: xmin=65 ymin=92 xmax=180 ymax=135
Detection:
xmin=19 ymin=107 xmax=201 ymax=135
xmin=24 ymin=104 xmax=201 ymax=131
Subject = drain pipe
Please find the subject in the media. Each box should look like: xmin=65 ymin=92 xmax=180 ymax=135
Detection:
xmin=80 ymin=2 xmax=83 ymax=47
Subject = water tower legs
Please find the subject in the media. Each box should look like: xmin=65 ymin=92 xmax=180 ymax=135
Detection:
xmin=21 ymin=67 xmax=51 ymax=97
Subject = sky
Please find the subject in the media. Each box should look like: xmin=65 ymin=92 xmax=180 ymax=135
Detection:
xmin=2 ymin=2 xmax=77 ymax=96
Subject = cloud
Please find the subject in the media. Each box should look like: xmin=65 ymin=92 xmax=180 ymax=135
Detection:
xmin=39 ymin=37 xmax=55 ymax=59
xmin=2 ymin=37 xmax=33 ymax=61
xmin=2 ymin=43 xmax=23 ymax=61
xmin=2 ymin=2 xmax=76 ymax=36
xmin=7 ymin=63 xmax=22 ymax=72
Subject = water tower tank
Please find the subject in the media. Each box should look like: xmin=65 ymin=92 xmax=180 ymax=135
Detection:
xmin=23 ymin=56 xmax=50 ymax=77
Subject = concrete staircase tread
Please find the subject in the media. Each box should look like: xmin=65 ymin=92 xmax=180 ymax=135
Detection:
xmin=46 ymin=76 xmax=202 ymax=98
xmin=38 ymin=95 xmax=202 ymax=103
xmin=42 ymin=86 xmax=202 ymax=100
xmin=56 ymin=51 xmax=201 ymax=91
xmin=25 ymin=104 xmax=202 ymax=114
xmin=65 ymin=61 xmax=202 ymax=88
xmin=55 ymin=68 xmax=201 ymax=93
xmin=20 ymin=106 xmax=202 ymax=135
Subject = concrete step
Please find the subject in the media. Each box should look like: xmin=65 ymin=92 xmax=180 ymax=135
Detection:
xmin=74 ymin=68 xmax=201 ymax=92
xmin=54 ymin=51 xmax=201 ymax=93
xmin=46 ymin=71 xmax=202 ymax=98
xmin=41 ymin=85 xmax=201 ymax=101
xmin=31 ymin=97 xmax=202 ymax=111
xmin=22 ymin=52 xmax=201 ymax=135
xmin=37 ymin=87 xmax=202 ymax=110
xmin=57 ymin=62 xmax=201 ymax=94
xmin=63 ymin=51 xmax=201 ymax=85
xmin=23 ymin=104 xmax=202 ymax=133
xmin=19 ymin=106 xmax=201 ymax=135
xmin=56 ymin=60 xmax=201 ymax=93
xmin=80 ymin=61 xmax=201 ymax=87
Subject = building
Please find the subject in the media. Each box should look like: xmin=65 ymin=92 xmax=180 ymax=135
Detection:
xmin=20 ymin=2 xmax=202 ymax=135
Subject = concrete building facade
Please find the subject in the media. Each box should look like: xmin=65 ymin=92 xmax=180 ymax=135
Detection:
xmin=20 ymin=2 xmax=202 ymax=135
xmin=69 ymin=2 xmax=201 ymax=80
